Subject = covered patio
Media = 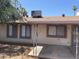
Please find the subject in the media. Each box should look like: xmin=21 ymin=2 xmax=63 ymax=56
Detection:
xmin=28 ymin=45 xmax=75 ymax=59
xmin=0 ymin=16 xmax=79 ymax=59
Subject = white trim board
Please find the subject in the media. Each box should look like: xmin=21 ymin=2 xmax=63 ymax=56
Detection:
xmin=28 ymin=46 xmax=43 ymax=57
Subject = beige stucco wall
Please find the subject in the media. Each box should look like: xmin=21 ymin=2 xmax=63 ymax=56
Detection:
xmin=0 ymin=24 xmax=6 ymax=39
xmin=0 ymin=24 xmax=72 ymax=46
xmin=0 ymin=24 xmax=33 ymax=44
xmin=33 ymin=24 xmax=72 ymax=46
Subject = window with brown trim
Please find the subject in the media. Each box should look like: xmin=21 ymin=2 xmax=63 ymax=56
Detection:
xmin=47 ymin=25 xmax=67 ymax=38
xmin=7 ymin=24 xmax=17 ymax=38
xmin=20 ymin=24 xmax=31 ymax=39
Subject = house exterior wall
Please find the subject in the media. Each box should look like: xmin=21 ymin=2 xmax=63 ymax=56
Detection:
xmin=34 ymin=24 xmax=72 ymax=46
xmin=0 ymin=24 xmax=33 ymax=44
xmin=0 ymin=24 xmax=72 ymax=46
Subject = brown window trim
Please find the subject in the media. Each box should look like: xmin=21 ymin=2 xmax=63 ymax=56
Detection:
xmin=7 ymin=23 xmax=18 ymax=38
xmin=47 ymin=24 xmax=67 ymax=38
xmin=20 ymin=24 xmax=31 ymax=39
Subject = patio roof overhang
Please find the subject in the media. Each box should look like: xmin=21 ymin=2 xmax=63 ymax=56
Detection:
xmin=27 ymin=21 xmax=79 ymax=24
xmin=1 ymin=16 xmax=79 ymax=24
xmin=27 ymin=16 xmax=79 ymax=24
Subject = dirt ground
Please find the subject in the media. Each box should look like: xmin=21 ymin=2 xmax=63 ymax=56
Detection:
xmin=0 ymin=55 xmax=36 ymax=59
xmin=0 ymin=44 xmax=37 ymax=59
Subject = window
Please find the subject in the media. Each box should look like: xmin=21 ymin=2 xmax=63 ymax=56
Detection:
xmin=7 ymin=24 xmax=17 ymax=38
xmin=20 ymin=24 xmax=31 ymax=39
xmin=47 ymin=25 xmax=66 ymax=38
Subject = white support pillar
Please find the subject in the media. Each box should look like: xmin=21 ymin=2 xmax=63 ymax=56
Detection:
xmin=18 ymin=24 xmax=20 ymax=39
xmin=32 ymin=24 xmax=36 ymax=56
xmin=76 ymin=26 xmax=78 ymax=59
xmin=32 ymin=24 xmax=38 ymax=56
xmin=35 ymin=24 xmax=38 ymax=56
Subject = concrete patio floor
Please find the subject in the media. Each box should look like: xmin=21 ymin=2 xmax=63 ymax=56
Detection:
xmin=69 ymin=46 xmax=79 ymax=58
xmin=29 ymin=45 xmax=75 ymax=59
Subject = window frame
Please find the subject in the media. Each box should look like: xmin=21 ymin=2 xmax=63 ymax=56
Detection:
xmin=47 ymin=24 xmax=67 ymax=38
xmin=7 ymin=24 xmax=18 ymax=38
xmin=20 ymin=24 xmax=31 ymax=39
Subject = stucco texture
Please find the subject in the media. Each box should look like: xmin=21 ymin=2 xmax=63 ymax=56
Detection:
xmin=0 ymin=24 xmax=72 ymax=46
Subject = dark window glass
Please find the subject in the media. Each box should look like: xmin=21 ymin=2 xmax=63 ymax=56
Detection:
xmin=20 ymin=24 xmax=31 ymax=39
xmin=47 ymin=25 xmax=66 ymax=38
xmin=7 ymin=24 xmax=17 ymax=38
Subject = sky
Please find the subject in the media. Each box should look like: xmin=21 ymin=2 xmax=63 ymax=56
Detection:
xmin=20 ymin=0 xmax=79 ymax=16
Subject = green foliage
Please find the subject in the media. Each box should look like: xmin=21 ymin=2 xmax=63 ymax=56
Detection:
xmin=20 ymin=7 xmax=28 ymax=16
xmin=0 ymin=0 xmax=20 ymax=23
xmin=72 ymin=5 xmax=77 ymax=16
xmin=72 ymin=5 xmax=77 ymax=11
